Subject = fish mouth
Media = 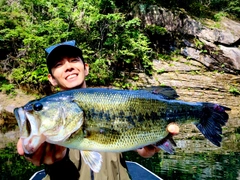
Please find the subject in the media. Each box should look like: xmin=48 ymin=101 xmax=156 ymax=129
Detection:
xmin=14 ymin=107 xmax=37 ymax=136
xmin=14 ymin=107 xmax=43 ymax=154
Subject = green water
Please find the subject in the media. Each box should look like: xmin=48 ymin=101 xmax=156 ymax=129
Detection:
xmin=129 ymin=112 xmax=240 ymax=180
xmin=1 ymin=146 xmax=239 ymax=180
xmin=124 ymin=151 xmax=240 ymax=180
xmin=124 ymin=125 xmax=240 ymax=180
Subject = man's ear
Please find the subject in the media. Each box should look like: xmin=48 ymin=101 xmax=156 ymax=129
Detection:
xmin=84 ymin=63 xmax=89 ymax=76
xmin=48 ymin=74 xmax=58 ymax=86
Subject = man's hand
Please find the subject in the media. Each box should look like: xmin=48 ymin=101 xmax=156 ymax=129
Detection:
xmin=137 ymin=123 xmax=180 ymax=158
xmin=137 ymin=145 xmax=160 ymax=158
xmin=17 ymin=139 xmax=67 ymax=166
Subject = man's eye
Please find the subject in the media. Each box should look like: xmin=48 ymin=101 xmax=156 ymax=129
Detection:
xmin=71 ymin=58 xmax=80 ymax=62
xmin=55 ymin=63 xmax=62 ymax=67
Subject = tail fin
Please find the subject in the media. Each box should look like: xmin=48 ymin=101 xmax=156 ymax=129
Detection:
xmin=195 ymin=103 xmax=230 ymax=147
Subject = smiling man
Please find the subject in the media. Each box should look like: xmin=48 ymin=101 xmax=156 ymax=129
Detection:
xmin=17 ymin=40 xmax=179 ymax=180
xmin=46 ymin=43 xmax=89 ymax=90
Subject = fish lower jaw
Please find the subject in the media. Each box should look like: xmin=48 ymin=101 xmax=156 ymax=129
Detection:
xmin=23 ymin=144 xmax=36 ymax=154
xmin=22 ymin=134 xmax=46 ymax=154
xmin=22 ymin=139 xmax=37 ymax=154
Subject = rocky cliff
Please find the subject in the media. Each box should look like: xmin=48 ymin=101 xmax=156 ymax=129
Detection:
xmin=138 ymin=6 xmax=240 ymax=74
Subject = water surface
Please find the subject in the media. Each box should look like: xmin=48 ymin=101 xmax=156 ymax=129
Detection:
xmin=124 ymin=116 xmax=240 ymax=180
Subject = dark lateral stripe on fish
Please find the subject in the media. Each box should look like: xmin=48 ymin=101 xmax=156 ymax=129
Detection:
xmin=84 ymin=108 xmax=199 ymax=126
xmin=83 ymin=109 xmax=168 ymax=134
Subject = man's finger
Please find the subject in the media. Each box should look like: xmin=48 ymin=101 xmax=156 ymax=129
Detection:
xmin=137 ymin=145 xmax=156 ymax=158
xmin=17 ymin=139 xmax=24 ymax=155
xmin=167 ymin=123 xmax=179 ymax=135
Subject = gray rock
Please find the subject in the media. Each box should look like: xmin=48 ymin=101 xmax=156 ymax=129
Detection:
xmin=5 ymin=105 xmax=15 ymax=113
xmin=139 ymin=6 xmax=240 ymax=73
xmin=219 ymin=46 xmax=240 ymax=70
xmin=198 ymin=28 xmax=239 ymax=45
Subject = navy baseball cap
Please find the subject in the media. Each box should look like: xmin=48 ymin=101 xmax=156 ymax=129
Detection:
xmin=45 ymin=40 xmax=84 ymax=73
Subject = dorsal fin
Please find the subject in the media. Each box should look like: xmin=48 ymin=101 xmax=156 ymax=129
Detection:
xmin=145 ymin=86 xmax=179 ymax=100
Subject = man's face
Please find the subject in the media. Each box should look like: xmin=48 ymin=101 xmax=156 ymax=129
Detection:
xmin=48 ymin=57 xmax=89 ymax=90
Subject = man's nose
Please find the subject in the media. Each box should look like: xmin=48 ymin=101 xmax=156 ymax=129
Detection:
xmin=64 ymin=61 xmax=73 ymax=70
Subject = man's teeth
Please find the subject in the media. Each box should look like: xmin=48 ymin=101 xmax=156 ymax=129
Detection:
xmin=67 ymin=74 xmax=77 ymax=79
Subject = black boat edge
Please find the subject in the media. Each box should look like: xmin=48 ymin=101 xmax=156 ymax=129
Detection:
xmin=29 ymin=161 xmax=163 ymax=180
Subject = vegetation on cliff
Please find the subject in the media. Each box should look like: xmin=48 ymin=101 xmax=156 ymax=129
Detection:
xmin=0 ymin=0 xmax=239 ymax=94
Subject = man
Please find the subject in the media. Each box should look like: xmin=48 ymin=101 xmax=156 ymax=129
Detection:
xmin=17 ymin=40 xmax=179 ymax=179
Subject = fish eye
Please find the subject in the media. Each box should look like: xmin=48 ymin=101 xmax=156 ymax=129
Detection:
xmin=33 ymin=102 xmax=43 ymax=111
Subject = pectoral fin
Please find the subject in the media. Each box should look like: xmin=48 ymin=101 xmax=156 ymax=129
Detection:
xmin=80 ymin=150 xmax=103 ymax=173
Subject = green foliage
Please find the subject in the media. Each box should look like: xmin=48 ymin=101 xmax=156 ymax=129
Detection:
xmin=0 ymin=74 xmax=7 ymax=85
xmin=214 ymin=12 xmax=227 ymax=21
xmin=0 ymin=0 xmax=153 ymax=90
xmin=210 ymin=0 xmax=240 ymax=18
xmin=0 ymin=74 xmax=15 ymax=94
xmin=132 ymin=75 xmax=139 ymax=81
xmin=77 ymin=10 xmax=153 ymax=75
xmin=156 ymin=68 xmax=165 ymax=74
xmin=86 ymin=58 xmax=114 ymax=85
xmin=194 ymin=38 xmax=204 ymax=49
xmin=144 ymin=24 xmax=171 ymax=55
xmin=156 ymin=0 xmax=239 ymax=18
xmin=227 ymin=1 xmax=240 ymax=18
xmin=145 ymin=25 xmax=167 ymax=36
xmin=0 ymin=0 xmax=72 ymax=91
xmin=0 ymin=143 xmax=43 ymax=180
xmin=229 ymin=86 xmax=240 ymax=95
xmin=158 ymin=54 xmax=172 ymax=61
xmin=113 ymin=80 xmax=132 ymax=89
xmin=0 ymin=83 xmax=15 ymax=95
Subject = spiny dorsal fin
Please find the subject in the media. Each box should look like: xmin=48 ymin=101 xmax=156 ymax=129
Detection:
xmin=145 ymin=86 xmax=179 ymax=100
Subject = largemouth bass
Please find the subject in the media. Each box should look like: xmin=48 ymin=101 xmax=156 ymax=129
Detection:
xmin=14 ymin=87 xmax=230 ymax=172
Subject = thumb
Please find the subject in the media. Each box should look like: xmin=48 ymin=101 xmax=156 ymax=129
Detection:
xmin=17 ymin=139 xmax=24 ymax=155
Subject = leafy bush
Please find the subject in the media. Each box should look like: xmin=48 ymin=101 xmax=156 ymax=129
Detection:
xmin=0 ymin=0 xmax=153 ymax=90
xmin=229 ymin=86 xmax=240 ymax=95
xmin=0 ymin=83 xmax=15 ymax=95
xmin=214 ymin=12 xmax=227 ymax=21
